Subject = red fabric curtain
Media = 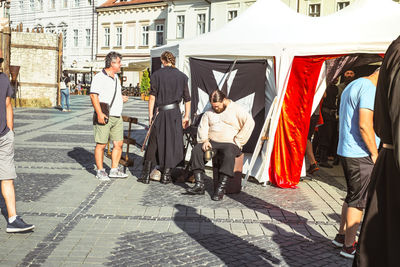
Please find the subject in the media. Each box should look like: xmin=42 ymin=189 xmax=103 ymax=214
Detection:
xmin=269 ymin=56 xmax=336 ymax=188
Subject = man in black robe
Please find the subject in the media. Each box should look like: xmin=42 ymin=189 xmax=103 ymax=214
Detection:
xmin=138 ymin=51 xmax=191 ymax=184
xmin=354 ymin=36 xmax=400 ymax=267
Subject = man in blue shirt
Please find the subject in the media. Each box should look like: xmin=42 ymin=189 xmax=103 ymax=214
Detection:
xmin=332 ymin=68 xmax=380 ymax=259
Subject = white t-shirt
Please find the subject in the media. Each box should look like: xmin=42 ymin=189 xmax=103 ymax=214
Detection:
xmin=90 ymin=69 xmax=123 ymax=117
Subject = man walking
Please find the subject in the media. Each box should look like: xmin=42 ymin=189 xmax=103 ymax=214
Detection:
xmin=0 ymin=62 xmax=35 ymax=232
xmin=186 ymin=90 xmax=255 ymax=201
xmin=90 ymin=52 xmax=128 ymax=181
xmin=332 ymin=68 xmax=380 ymax=259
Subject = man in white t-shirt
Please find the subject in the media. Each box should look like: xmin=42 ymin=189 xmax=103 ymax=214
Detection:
xmin=90 ymin=52 xmax=129 ymax=181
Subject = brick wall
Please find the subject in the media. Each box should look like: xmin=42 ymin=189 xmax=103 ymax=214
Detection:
xmin=10 ymin=32 xmax=59 ymax=107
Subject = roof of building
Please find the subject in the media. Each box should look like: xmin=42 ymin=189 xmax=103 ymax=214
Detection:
xmin=99 ymin=0 xmax=164 ymax=8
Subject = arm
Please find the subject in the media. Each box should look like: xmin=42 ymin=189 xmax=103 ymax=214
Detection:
xmin=182 ymin=101 xmax=191 ymax=129
xmin=5 ymin=96 xmax=13 ymax=131
xmin=148 ymin=95 xmax=155 ymax=125
xmin=90 ymin=93 xmax=107 ymax=124
xmin=234 ymin=109 xmax=255 ymax=149
xmin=359 ymin=108 xmax=378 ymax=163
xmin=197 ymin=113 xmax=211 ymax=151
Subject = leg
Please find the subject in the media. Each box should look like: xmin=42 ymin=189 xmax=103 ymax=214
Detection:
xmin=186 ymin=143 xmax=206 ymax=194
xmin=61 ymin=90 xmax=66 ymax=110
xmin=94 ymin=143 xmax=106 ymax=170
xmin=305 ymin=140 xmax=319 ymax=174
xmin=338 ymin=202 xmax=348 ymax=235
xmin=66 ymin=92 xmax=70 ymax=110
xmin=111 ymin=140 xmax=123 ymax=169
xmin=344 ymin=207 xmax=363 ymax=246
xmin=211 ymin=143 xmax=238 ymax=201
xmin=1 ymin=179 xmax=16 ymax=218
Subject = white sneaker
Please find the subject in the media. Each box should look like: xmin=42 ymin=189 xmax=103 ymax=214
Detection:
xmin=109 ymin=167 xmax=128 ymax=179
xmin=96 ymin=169 xmax=110 ymax=181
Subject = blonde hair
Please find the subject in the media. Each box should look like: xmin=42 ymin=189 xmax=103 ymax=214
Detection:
xmin=161 ymin=51 xmax=176 ymax=68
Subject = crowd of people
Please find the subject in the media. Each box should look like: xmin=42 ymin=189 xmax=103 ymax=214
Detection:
xmin=1 ymin=36 xmax=399 ymax=266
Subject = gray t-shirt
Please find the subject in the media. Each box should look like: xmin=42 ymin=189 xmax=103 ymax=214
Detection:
xmin=0 ymin=73 xmax=13 ymax=137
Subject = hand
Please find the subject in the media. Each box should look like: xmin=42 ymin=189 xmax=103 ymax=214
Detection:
xmin=122 ymin=95 xmax=129 ymax=103
xmin=202 ymin=141 xmax=212 ymax=152
xmin=182 ymin=117 xmax=190 ymax=129
xmin=371 ymin=153 xmax=378 ymax=164
xmin=97 ymin=112 xmax=108 ymax=125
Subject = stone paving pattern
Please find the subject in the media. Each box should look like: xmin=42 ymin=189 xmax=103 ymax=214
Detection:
xmin=0 ymin=96 xmax=353 ymax=266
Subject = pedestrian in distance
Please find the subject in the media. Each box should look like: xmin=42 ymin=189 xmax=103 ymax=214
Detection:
xmin=90 ymin=52 xmax=129 ymax=181
xmin=60 ymin=70 xmax=71 ymax=112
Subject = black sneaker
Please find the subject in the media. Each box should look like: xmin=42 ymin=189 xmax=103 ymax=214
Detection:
xmin=332 ymin=233 xmax=345 ymax=248
xmin=6 ymin=216 xmax=35 ymax=233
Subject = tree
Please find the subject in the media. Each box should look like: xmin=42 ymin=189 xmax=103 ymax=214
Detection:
xmin=140 ymin=69 xmax=150 ymax=96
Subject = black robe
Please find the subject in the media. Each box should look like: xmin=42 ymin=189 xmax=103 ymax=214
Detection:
xmin=147 ymin=66 xmax=190 ymax=169
xmin=354 ymin=36 xmax=400 ymax=267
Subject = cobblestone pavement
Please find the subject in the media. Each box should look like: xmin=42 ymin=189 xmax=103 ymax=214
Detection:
xmin=0 ymin=96 xmax=353 ymax=266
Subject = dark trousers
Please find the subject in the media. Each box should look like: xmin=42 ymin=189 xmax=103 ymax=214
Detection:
xmin=191 ymin=141 xmax=241 ymax=177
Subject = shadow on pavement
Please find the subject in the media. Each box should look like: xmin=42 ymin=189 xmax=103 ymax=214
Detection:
xmin=174 ymin=204 xmax=280 ymax=266
xmin=67 ymin=147 xmax=104 ymax=175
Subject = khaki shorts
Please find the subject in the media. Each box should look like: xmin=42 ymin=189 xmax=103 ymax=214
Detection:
xmin=0 ymin=130 xmax=17 ymax=180
xmin=93 ymin=116 xmax=124 ymax=144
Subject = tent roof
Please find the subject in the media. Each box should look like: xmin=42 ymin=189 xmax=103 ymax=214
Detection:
xmin=157 ymin=0 xmax=400 ymax=59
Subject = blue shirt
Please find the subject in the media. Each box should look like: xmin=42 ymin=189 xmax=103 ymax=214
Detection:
xmin=337 ymin=78 xmax=380 ymax=158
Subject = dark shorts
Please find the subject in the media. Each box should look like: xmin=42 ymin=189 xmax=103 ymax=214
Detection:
xmin=307 ymin=114 xmax=319 ymax=140
xmin=340 ymin=156 xmax=374 ymax=208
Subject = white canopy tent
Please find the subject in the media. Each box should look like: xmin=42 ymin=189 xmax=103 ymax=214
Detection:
xmin=151 ymin=0 xmax=400 ymax=187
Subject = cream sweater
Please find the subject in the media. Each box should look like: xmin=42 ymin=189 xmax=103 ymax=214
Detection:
xmin=197 ymin=100 xmax=255 ymax=149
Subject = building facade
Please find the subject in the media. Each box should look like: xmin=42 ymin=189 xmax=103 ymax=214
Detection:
xmin=9 ymin=0 xmax=107 ymax=68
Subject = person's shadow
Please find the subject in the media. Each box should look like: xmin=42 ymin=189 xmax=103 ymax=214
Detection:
xmin=67 ymin=147 xmax=107 ymax=175
xmin=174 ymin=204 xmax=280 ymax=266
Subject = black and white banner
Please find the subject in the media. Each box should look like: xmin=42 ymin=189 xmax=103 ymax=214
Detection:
xmin=190 ymin=58 xmax=267 ymax=152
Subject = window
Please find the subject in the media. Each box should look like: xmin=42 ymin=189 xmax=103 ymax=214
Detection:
xmin=104 ymin=27 xmax=110 ymax=47
xmin=30 ymin=0 xmax=35 ymax=11
xmin=156 ymin=24 xmax=164 ymax=46
xmin=63 ymin=0 xmax=68 ymax=8
xmin=74 ymin=29 xmax=78 ymax=47
xmin=62 ymin=29 xmax=67 ymax=47
xmin=337 ymin=1 xmax=350 ymax=10
xmin=86 ymin=29 xmax=91 ymax=47
xmin=309 ymin=4 xmax=321 ymax=17
xmin=176 ymin=15 xmax=185 ymax=39
xmin=228 ymin=10 xmax=237 ymax=21
xmin=197 ymin=14 xmax=206 ymax=35
xmin=142 ymin=26 xmax=149 ymax=46
xmin=38 ymin=0 xmax=43 ymax=11
xmin=75 ymin=0 xmax=80 ymax=7
xmin=19 ymin=0 xmax=24 ymax=11
xmin=116 ymin=26 xmax=122 ymax=46
xmin=50 ymin=0 xmax=55 ymax=9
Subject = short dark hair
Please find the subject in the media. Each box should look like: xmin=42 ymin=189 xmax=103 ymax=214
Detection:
xmin=209 ymin=90 xmax=226 ymax=103
xmin=105 ymin=51 xmax=122 ymax=68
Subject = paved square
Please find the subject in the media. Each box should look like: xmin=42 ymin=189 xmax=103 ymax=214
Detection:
xmin=0 ymin=96 xmax=352 ymax=266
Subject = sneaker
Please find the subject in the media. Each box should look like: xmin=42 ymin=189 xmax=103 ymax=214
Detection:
xmin=62 ymin=109 xmax=67 ymax=112
xmin=6 ymin=216 xmax=35 ymax=233
xmin=340 ymin=242 xmax=357 ymax=259
xmin=332 ymin=234 xmax=345 ymax=248
xmin=109 ymin=167 xmax=128 ymax=179
xmin=96 ymin=169 xmax=110 ymax=181
xmin=307 ymin=163 xmax=319 ymax=174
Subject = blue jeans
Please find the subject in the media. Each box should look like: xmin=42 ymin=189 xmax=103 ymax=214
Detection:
xmin=61 ymin=89 xmax=70 ymax=110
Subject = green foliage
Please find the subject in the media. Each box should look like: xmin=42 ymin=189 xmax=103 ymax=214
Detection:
xmin=140 ymin=70 xmax=150 ymax=96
